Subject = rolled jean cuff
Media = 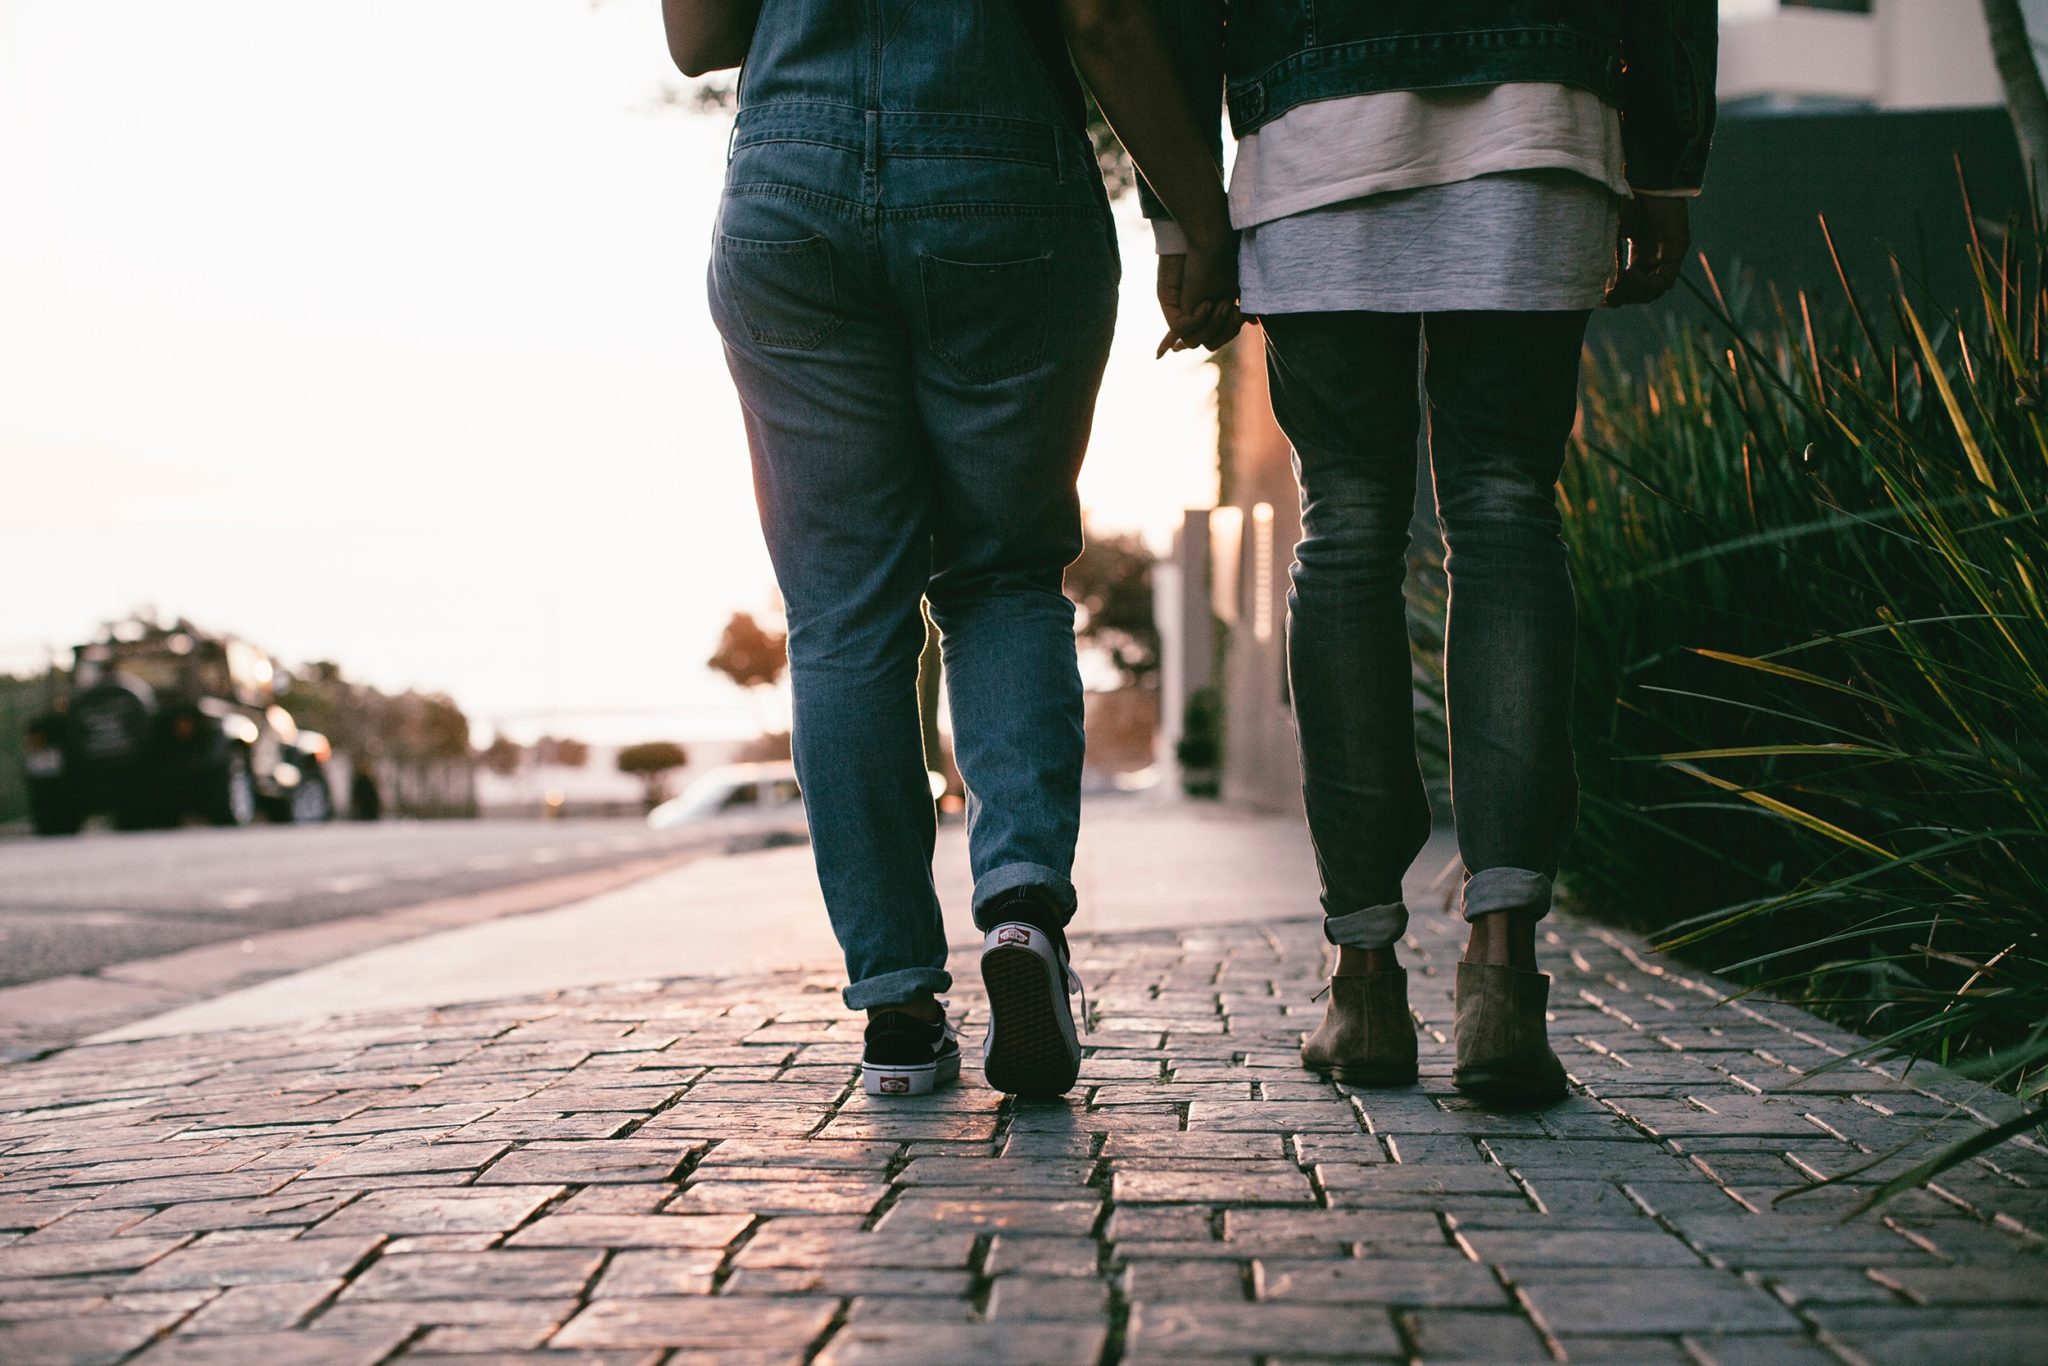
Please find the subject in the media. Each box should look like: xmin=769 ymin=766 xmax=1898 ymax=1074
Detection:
xmin=1322 ymin=900 xmax=1409 ymax=950
xmin=971 ymin=862 xmax=1077 ymax=931
xmin=1461 ymin=867 xmax=1554 ymax=923
xmin=842 ymin=966 xmax=953 ymax=1013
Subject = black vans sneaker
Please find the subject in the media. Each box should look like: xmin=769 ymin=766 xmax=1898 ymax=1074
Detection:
xmin=861 ymin=1007 xmax=961 ymax=1097
xmin=980 ymin=893 xmax=1086 ymax=1098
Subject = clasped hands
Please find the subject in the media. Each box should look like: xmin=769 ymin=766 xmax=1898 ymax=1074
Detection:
xmin=1155 ymin=232 xmax=1245 ymax=358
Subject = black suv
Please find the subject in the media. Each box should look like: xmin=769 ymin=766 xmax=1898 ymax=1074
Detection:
xmin=22 ymin=620 xmax=334 ymax=835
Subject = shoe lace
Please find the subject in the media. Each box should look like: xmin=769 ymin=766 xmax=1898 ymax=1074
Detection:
xmin=1066 ymin=963 xmax=1090 ymax=1034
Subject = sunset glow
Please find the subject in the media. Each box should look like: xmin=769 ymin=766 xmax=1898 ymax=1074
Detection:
xmin=0 ymin=0 xmax=1219 ymax=739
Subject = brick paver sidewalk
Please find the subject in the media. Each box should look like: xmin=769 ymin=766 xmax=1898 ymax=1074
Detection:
xmin=3 ymin=898 xmax=2045 ymax=1364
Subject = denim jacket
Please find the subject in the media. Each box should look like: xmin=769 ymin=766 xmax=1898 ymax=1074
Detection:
xmin=1142 ymin=1 xmax=1717 ymax=219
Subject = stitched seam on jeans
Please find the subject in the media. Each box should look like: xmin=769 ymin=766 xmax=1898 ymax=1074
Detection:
xmin=880 ymin=202 xmax=1100 ymax=223
xmin=723 ymin=183 xmax=869 ymax=217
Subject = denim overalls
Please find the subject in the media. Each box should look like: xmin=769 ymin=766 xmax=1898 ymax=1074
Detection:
xmin=706 ymin=0 xmax=1120 ymax=1011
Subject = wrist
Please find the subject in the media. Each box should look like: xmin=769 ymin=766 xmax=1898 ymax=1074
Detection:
xmin=1168 ymin=193 xmax=1233 ymax=253
xmin=1181 ymin=217 xmax=1235 ymax=254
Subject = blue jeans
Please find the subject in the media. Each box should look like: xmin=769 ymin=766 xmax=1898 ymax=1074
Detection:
xmin=707 ymin=122 xmax=1118 ymax=1011
xmin=1262 ymin=310 xmax=1590 ymax=951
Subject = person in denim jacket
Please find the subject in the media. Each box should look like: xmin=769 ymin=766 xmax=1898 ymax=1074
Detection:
xmin=1145 ymin=3 xmax=1717 ymax=1104
xmin=664 ymin=0 xmax=1240 ymax=1100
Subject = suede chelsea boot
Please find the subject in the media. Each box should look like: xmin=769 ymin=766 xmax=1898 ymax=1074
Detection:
xmin=1452 ymin=961 xmax=1567 ymax=1106
xmin=1300 ymin=969 xmax=1418 ymax=1087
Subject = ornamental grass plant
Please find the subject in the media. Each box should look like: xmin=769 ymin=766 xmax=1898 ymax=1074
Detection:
xmin=1550 ymin=180 xmax=2047 ymax=1208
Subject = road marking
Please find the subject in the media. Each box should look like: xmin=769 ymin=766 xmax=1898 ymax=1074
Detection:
xmin=323 ymin=875 xmax=382 ymax=895
xmin=219 ymin=888 xmax=275 ymax=911
xmin=529 ymin=849 xmax=564 ymax=864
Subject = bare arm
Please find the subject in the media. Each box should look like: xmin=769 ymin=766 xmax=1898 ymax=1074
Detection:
xmin=1057 ymin=0 xmax=1238 ymax=352
xmin=1058 ymin=0 xmax=1229 ymax=250
xmin=661 ymin=0 xmax=762 ymax=77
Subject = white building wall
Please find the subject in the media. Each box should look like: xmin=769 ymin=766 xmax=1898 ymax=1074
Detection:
xmin=1874 ymin=0 xmax=2001 ymax=108
xmin=1720 ymin=0 xmax=2002 ymax=110
xmin=1720 ymin=8 xmax=1883 ymax=106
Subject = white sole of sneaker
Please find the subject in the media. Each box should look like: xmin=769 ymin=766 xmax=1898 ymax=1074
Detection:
xmin=861 ymin=1051 xmax=961 ymax=1097
xmin=980 ymin=922 xmax=1081 ymax=1098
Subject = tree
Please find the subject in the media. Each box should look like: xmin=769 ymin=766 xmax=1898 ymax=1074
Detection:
xmin=709 ymin=611 xmax=791 ymax=752
xmin=1985 ymin=0 xmax=2048 ymax=210
xmin=280 ymin=660 xmax=478 ymax=817
xmin=617 ymin=740 xmax=690 ymax=810
xmin=1066 ymin=532 xmax=1161 ymax=687
xmin=533 ymin=735 xmax=590 ymax=769
xmin=736 ymin=730 xmax=793 ymax=762
xmin=402 ymin=693 xmax=472 ymax=762
xmin=707 ymin=612 xmax=788 ymax=692
xmin=480 ymin=736 xmax=524 ymax=777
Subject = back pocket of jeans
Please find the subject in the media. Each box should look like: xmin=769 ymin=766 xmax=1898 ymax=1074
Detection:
xmin=717 ymin=232 xmax=844 ymax=351
xmin=919 ymin=251 xmax=1050 ymax=383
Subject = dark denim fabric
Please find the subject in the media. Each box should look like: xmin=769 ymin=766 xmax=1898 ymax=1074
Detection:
xmin=1142 ymin=1 xmax=1717 ymax=204
xmin=1261 ymin=310 xmax=1590 ymax=948
xmin=708 ymin=0 xmax=1120 ymax=1011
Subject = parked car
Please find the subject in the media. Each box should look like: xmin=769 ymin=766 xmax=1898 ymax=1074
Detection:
xmin=647 ymin=762 xmax=804 ymax=832
xmin=646 ymin=760 xmax=949 ymax=833
xmin=21 ymin=620 xmax=334 ymax=835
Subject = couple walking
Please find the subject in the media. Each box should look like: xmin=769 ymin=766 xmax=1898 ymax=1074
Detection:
xmin=663 ymin=1 xmax=1716 ymax=1104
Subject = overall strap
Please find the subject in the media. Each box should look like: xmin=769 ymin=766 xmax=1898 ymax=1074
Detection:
xmin=1007 ymin=0 xmax=1089 ymax=133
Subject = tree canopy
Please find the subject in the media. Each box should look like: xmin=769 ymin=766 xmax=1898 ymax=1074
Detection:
xmin=708 ymin=612 xmax=789 ymax=692
xmin=617 ymin=740 xmax=690 ymax=808
xmin=1066 ymin=532 xmax=1160 ymax=687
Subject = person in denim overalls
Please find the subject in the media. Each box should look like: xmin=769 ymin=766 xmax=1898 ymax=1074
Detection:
xmin=663 ymin=0 xmax=1239 ymax=1098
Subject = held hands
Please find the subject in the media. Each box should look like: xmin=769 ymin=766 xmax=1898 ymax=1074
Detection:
xmin=1605 ymin=195 xmax=1691 ymax=307
xmin=1156 ymin=236 xmax=1245 ymax=358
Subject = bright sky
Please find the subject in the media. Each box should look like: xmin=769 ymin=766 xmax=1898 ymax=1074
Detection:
xmin=0 ymin=0 xmax=1219 ymax=742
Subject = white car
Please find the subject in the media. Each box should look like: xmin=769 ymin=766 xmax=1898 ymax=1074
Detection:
xmin=647 ymin=762 xmax=804 ymax=831
xmin=645 ymin=760 xmax=950 ymax=832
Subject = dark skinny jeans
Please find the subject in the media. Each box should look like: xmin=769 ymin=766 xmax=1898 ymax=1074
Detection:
xmin=1261 ymin=309 xmax=1590 ymax=950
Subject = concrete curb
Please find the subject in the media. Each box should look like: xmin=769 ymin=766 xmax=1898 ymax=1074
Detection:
xmin=0 ymin=854 xmax=696 ymax=1062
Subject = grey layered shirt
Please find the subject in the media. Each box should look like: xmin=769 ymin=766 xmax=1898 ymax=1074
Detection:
xmin=1153 ymin=82 xmax=1684 ymax=314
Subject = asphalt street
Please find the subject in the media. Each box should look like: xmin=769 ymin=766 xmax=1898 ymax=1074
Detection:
xmin=0 ymin=818 xmax=747 ymax=988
